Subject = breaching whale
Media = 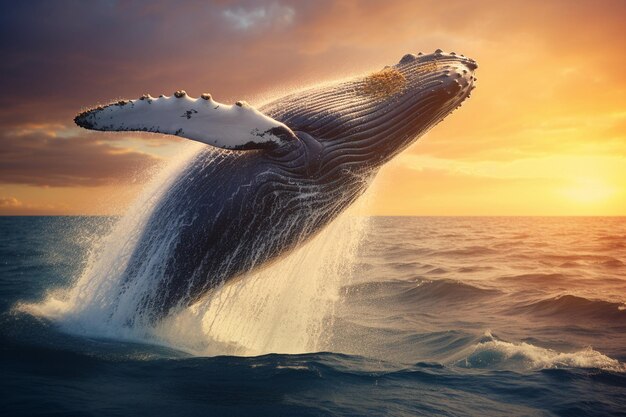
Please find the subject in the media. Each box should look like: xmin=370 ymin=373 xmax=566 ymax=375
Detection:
xmin=75 ymin=50 xmax=477 ymax=322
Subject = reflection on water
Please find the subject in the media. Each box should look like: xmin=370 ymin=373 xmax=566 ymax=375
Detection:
xmin=330 ymin=217 xmax=626 ymax=367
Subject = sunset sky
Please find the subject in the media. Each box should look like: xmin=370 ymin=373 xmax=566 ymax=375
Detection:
xmin=1 ymin=0 xmax=625 ymax=215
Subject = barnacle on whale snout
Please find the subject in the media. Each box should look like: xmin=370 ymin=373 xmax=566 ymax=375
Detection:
xmin=361 ymin=67 xmax=407 ymax=98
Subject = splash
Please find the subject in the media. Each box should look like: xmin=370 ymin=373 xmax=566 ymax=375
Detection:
xmin=457 ymin=332 xmax=626 ymax=372
xmin=19 ymin=142 xmax=202 ymax=335
xmin=20 ymin=143 xmax=369 ymax=356
xmin=152 ymin=211 xmax=366 ymax=356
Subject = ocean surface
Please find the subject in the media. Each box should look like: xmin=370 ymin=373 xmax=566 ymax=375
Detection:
xmin=1 ymin=216 xmax=626 ymax=416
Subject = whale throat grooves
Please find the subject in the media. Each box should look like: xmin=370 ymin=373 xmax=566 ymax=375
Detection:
xmin=115 ymin=144 xmax=372 ymax=323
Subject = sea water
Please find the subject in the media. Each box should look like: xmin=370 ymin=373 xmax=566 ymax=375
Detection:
xmin=1 ymin=214 xmax=625 ymax=416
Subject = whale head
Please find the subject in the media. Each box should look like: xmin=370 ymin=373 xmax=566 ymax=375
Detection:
xmin=265 ymin=49 xmax=477 ymax=168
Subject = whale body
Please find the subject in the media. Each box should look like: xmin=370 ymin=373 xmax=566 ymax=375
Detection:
xmin=75 ymin=50 xmax=477 ymax=322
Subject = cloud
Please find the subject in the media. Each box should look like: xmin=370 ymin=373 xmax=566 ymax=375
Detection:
xmin=223 ymin=2 xmax=295 ymax=31
xmin=1 ymin=0 xmax=625 ymax=214
xmin=0 ymin=129 xmax=162 ymax=187
xmin=0 ymin=195 xmax=71 ymax=215
xmin=1 ymin=0 xmax=624 ymax=135
xmin=0 ymin=196 xmax=22 ymax=208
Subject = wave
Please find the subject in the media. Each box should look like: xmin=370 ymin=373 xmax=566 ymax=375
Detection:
xmin=458 ymin=333 xmax=626 ymax=372
xmin=425 ymin=267 xmax=448 ymax=275
xmin=515 ymin=294 xmax=626 ymax=323
xmin=387 ymin=261 xmax=437 ymax=273
xmin=533 ymin=253 xmax=624 ymax=268
xmin=431 ymin=246 xmax=498 ymax=257
xmin=457 ymin=266 xmax=496 ymax=273
xmin=595 ymin=234 xmax=626 ymax=250
xmin=600 ymin=258 xmax=625 ymax=268
xmin=405 ymin=280 xmax=500 ymax=304
xmin=596 ymin=234 xmax=626 ymax=242
xmin=498 ymin=273 xmax=571 ymax=284
xmin=343 ymin=278 xmax=499 ymax=306
xmin=558 ymin=261 xmax=582 ymax=268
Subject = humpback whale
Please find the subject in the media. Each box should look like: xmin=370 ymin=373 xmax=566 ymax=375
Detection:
xmin=75 ymin=50 xmax=477 ymax=322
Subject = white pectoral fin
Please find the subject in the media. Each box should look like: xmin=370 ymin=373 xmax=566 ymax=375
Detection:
xmin=74 ymin=91 xmax=297 ymax=150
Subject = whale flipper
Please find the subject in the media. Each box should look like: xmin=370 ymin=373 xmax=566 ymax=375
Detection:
xmin=74 ymin=92 xmax=297 ymax=150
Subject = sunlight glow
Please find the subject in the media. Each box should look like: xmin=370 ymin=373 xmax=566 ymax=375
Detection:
xmin=561 ymin=179 xmax=616 ymax=204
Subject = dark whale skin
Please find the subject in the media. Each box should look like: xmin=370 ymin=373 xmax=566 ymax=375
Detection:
xmin=125 ymin=133 xmax=371 ymax=320
xmin=110 ymin=51 xmax=477 ymax=322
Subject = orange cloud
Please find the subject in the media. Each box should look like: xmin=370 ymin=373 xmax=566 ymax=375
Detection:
xmin=0 ymin=196 xmax=22 ymax=208
xmin=0 ymin=195 xmax=73 ymax=215
xmin=0 ymin=129 xmax=162 ymax=187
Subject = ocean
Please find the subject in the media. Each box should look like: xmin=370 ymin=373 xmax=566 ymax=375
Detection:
xmin=1 ymin=215 xmax=625 ymax=416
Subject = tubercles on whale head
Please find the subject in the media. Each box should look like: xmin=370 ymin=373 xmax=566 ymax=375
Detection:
xmin=326 ymin=49 xmax=477 ymax=165
xmin=276 ymin=49 xmax=477 ymax=167
xmin=174 ymin=90 xmax=187 ymax=98
xmin=399 ymin=53 xmax=418 ymax=64
xmin=388 ymin=49 xmax=477 ymax=146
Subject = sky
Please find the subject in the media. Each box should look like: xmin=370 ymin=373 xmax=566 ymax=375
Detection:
xmin=0 ymin=0 xmax=625 ymax=216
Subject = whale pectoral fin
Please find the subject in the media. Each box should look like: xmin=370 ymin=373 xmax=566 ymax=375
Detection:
xmin=74 ymin=92 xmax=297 ymax=150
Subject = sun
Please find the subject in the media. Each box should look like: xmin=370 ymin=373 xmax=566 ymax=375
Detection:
xmin=561 ymin=178 xmax=616 ymax=205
